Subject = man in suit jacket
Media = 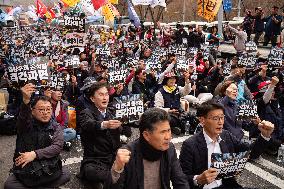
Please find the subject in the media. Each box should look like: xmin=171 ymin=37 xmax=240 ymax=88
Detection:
xmin=180 ymin=100 xmax=280 ymax=189
xmin=78 ymin=82 xmax=131 ymax=188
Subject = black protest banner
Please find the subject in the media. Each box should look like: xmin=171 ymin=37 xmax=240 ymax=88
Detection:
xmin=245 ymin=41 xmax=257 ymax=55
xmin=176 ymin=57 xmax=189 ymax=72
xmin=211 ymin=151 xmax=250 ymax=179
xmin=124 ymin=42 xmax=135 ymax=49
xmin=64 ymin=15 xmax=85 ymax=33
xmin=65 ymin=33 xmax=88 ymax=48
xmin=26 ymin=35 xmax=50 ymax=54
xmin=49 ymin=72 xmax=68 ymax=91
xmin=187 ymin=47 xmax=198 ymax=62
xmin=101 ymin=57 xmax=123 ymax=71
xmin=108 ymin=69 xmax=128 ymax=85
xmin=114 ymin=94 xmax=144 ymax=123
xmin=64 ymin=55 xmax=81 ymax=68
xmin=145 ymin=55 xmax=162 ymax=73
xmin=95 ymin=46 xmax=111 ymax=56
xmin=152 ymin=47 xmax=168 ymax=57
xmin=125 ymin=56 xmax=139 ymax=68
xmin=168 ymin=45 xmax=187 ymax=57
xmin=0 ymin=47 xmax=4 ymax=58
xmin=238 ymin=53 xmax=257 ymax=68
xmin=268 ymin=47 xmax=283 ymax=68
xmin=7 ymin=57 xmax=49 ymax=87
xmin=223 ymin=62 xmax=231 ymax=76
xmin=237 ymin=100 xmax=258 ymax=120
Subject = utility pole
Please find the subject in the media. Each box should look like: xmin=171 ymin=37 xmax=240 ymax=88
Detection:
xmin=218 ymin=0 xmax=223 ymax=38
xmin=182 ymin=0 xmax=186 ymax=22
xmin=237 ymin=0 xmax=241 ymax=18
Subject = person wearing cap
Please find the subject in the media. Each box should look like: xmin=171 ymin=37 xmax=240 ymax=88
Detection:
xmin=253 ymin=7 xmax=265 ymax=45
xmin=263 ymin=6 xmax=283 ymax=46
xmin=154 ymin=71 xmax=191 ymax=135
xmin=111 ymin=108 xmax=190 ymax=189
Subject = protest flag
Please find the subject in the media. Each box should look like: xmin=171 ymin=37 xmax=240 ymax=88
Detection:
xmin=102 ymin=3 xmax=115 ymax=21
xmin=48 ymin=7 xmax=56 ymax=19
xmin=80 ymin=0 xmax=96 ymax=16
xmin=61 ymin=0 xmax=81 ymax=7
xmin=197 ymin=0 xmax=223 ymax=22
xmin=127 ymin=0 xmax=140 ymax=27
xmin=92 ymin=0 xmax=108 ymax=10
xmin=110 ymin=4 xmax=120 ymax=17
xmin=109 ymin=0 xmax=119 ymax=4
xmin=36 ymin=0 xmax=47 ymax=17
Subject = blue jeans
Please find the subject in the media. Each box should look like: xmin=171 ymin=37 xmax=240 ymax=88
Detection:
xmin=64 ymin=128 xmax=76 ymax=142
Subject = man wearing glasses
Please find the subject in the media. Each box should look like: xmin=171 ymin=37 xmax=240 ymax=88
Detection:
xmin=180 ymin=101 xmax=280 ymax=189
xmin=4 ymin=83 xmax=70 ymax=189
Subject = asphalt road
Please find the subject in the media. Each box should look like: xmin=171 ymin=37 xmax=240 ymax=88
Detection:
xmin=1 ymin=128 xmax=284 ymax=189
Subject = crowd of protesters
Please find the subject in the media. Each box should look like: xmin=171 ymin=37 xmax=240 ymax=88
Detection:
xmin=0 ymin=5 xmax=284 ymax=189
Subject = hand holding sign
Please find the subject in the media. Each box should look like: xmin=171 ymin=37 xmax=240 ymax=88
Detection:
xmin=21 ymin=83 xmax=36 ymax=105
xmin=113 ymin=148 xmax=131 ymax=172
xmin=196 ymin=168 xmax=218 ymax=185
xmin=258 ymin=120 xmax=274 ymax=138
xmin=102 ymin=120 xmax=122 ymax=129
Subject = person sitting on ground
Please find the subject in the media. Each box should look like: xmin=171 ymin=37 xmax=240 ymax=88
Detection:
xmin=51 ymin=88 xmax=76 ymax=150
xmin=78 ymin=81 xmax=131 ymax=188
xmin=111 ymin=108 xmax=190 ymax=189
xmin=4 ymin=83 xmax=70 ymax=189
xmin=154 ymin=72 xmax=191 ymax=135
xmin=180 ymin=100 xmax=280 ymax=189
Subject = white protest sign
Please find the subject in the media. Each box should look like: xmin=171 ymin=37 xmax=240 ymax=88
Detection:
xmin=65 ymin=33 xmax=88 ymax=48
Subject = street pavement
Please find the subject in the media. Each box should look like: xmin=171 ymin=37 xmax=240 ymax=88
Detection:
xmin=1 ymin=128 xmax=284 ymax=189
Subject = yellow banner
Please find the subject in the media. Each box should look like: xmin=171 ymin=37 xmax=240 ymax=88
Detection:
xmin=197 ymin=0 xmax=222 ymax=22
xmin=102 ymin=3 xmax=115 ymax=21
xmin=61 ymin=0 xmax=81 ymax=7
xmin=109 ymin=0 xmax=118 ymax=4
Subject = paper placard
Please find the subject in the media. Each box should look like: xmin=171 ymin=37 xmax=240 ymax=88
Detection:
xmin=114 ymin=94 xmax=144 ymax=123
xmin=211 ymin=151 xmax=250 ymax=179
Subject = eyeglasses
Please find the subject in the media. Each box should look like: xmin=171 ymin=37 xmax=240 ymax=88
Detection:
xmin=207 ymin=115 xmax=225 ymax=121
xmin=33 ymin=108 xmax=52 ymax=114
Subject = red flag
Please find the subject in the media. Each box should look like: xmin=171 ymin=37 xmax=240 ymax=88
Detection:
xmin=92 ymin=0 xmax=108 ymax=10
xmin=36 ymin=0 xmax=47 ymax=17
xmin=48 ymin=7 xmax=56 ymax=18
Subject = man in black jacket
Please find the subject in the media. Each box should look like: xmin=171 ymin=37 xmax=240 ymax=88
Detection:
xmin=111 ymin=108 xmax=189 ymax=189
xmin=78 ymin=82 xmax=131 ymax=188
xmin=4 ymin=83 xmax=70 ymax=189
xmin=180 ymin=101 xmax=279 ymax=189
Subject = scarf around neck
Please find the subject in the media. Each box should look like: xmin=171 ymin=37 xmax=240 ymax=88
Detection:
xmin=139 ymin=136 xmax=164 ymax=162
xmin=163 ymin=85 xmax=176 ymax=93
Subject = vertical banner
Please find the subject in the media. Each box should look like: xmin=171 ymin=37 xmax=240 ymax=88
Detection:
xmin=197 ymin=0 xmax=223 ymax=22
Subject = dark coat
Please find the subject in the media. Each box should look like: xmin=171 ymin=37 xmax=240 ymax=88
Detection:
xmin=112 ymin=139 xmax=189 ymax=189
xmin=179 ymin=130 xmax=280 ymax=189
xmin=79 ymin=105 xmax=130 ymax=165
